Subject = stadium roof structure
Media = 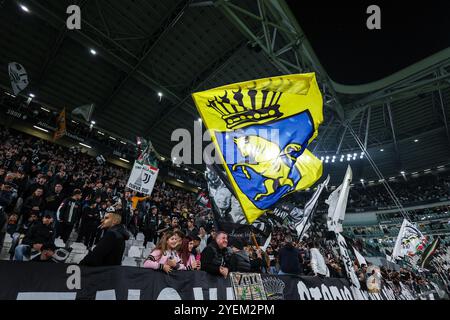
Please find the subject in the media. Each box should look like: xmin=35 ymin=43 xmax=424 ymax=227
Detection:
xmin=0 ymin=0 xmax=449 ymax=184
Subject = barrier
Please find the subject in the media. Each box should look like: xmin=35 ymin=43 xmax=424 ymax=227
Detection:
xmin=0 ymin=261 xmax=441 ymax=300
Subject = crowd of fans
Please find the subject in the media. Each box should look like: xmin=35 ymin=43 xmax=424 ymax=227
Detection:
xmin=1 ymin=125 xmax=449 ymax=299
xmin=347 ymin=173 xmax=450 ymax=209
xmin=1 ymin=93 xmax=136 ymax=158
xmin=290 ymin=170 xmax=450 ymax=212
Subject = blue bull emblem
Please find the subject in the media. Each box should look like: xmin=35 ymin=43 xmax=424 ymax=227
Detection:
xmin=216 ymin=111 xmax=315 ymax=210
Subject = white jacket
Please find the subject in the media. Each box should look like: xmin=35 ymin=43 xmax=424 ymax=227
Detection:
xmin=310 ymin=248 xmax=330 ymax=277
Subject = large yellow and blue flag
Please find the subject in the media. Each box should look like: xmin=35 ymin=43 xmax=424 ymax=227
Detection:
xmin=192 ymin=73 xmax=323 ymax=223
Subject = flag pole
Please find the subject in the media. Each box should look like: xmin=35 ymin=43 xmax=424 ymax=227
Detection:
xmin=251 ymin=232 xmax=260 ymax=250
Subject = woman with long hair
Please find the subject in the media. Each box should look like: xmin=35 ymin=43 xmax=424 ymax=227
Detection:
xmin=143 ymin=231 xmax=186 ymax=273
xmin=179 ymin=236 xmax=201 ymax=270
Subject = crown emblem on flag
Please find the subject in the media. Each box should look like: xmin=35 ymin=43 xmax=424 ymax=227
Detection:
xmin=207 ymin=88 xmax=284 ymax=129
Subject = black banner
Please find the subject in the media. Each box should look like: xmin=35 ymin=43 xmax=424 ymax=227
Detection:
xmin=0 ymin=261 xmax=440 ymax=300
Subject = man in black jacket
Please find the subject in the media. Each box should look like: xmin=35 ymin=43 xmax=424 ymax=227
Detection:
xmin=76 ymin=200 xmax=100 ymax=248
xmin=120 ymin=190 xmax=133 ymax=226
xmin=21 ymin=187 xmax=45 ymax=220
xmin=142 ymin=205 xmax=159 ymax=246
xmin=201 ymin=231 xmax=231 ymax=277
xmin=278 ymin=235 xmax=302 ymax=275
xmin=184 ymin=218 xmax=199 ymax=238
xmin=43 ymin=183 xmax=65 ymax=225
xmin=14 ymin=214 xmax=54 ymax=261
xmin=229 ymin=239 xmax=251 ymax=272
xmin=56 ymin=189 xmax=82 ymax=244
xmin=80 ymin=211 xmax=130 ymax=266
xmin=0 ymin=182 xmax=14 ymax=253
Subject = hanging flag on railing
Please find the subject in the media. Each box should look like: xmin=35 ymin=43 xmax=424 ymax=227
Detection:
xmin=54 ymin=108 xmax=67 ymax=140
xmin=8 ymin=62 xmax=29 ymax=95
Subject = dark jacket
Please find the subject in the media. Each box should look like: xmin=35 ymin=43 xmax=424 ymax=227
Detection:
xmin=22 ymin=221 xmax=54 ymax=247
xmin=185 ymin=227 xmax=199 ymax=238
xmin=80 ymin=224 xmax=130 ymax=266
xmin=229 ymin=250 xmax=251 ymax=272
xmin=25 ymin=182 xmax=48 ymax=198
xmin=250 ymin=256 xmax=264 ymax=273
xmin=142 ymin=213 xmax=159 ymax=232
xmin=0 ymin=209 xmax=7 ymax=233
xmin=21 ymin=195 xmax=45 ymax=216
xmin=80 ymin=206 xmax=100 ymax=227
xmin=44 ymin=191 xmax=65 ymax=212
xmin=57 ymin=197 xmax=81 ymax=224
xmin=201 ymin=241 xmax=231 ymax=275
xmin=0 ymin=190 xmax=13 ymax=208
xmin=278 ymin=243 xmax=302 ymax=274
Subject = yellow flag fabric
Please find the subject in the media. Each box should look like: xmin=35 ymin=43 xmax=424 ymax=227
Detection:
xmin=54 ymin=108 xmax=66 ymax=140
xmin=192 ymin=73 xmax=323 ymax=223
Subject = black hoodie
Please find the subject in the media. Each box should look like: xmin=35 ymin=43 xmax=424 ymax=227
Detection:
xmin=80 ymin=224 xmax=130 ymax=266
xmin=278 ymin=242 xmax=302 ymax=274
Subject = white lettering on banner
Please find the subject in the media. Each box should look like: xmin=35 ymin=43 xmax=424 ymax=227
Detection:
xmin=193 ymin=287 xmax=204 ymax=300
xmin=11 ymin=282 xmax=430 ymax=301
xmin=342 ymin=287 xmax=353 ymax=300
xmin=95 ymin=290 xmax=116 ymax=300
xmin=329 ymin=286 xmax=343 ymax=300
xmin=226 ymin=287 xmax=234 ymax=300
xmin=17 ymin=292 xmax=77 ymax=300
xmin=350 ymin=287 xmax=367 ymax=300
xmin=209 ymin=288 xmax=218 ymax=300
xmin=128 ymin=289 xmax=141 ymax=300
xmin=321 ymin=284 xmax=332 ymax=300
xmin=157 ymin=288 xmax=182 ymax=300
xmin=297 ymin=281 xmax=311 ymax=300
xmin=309 ymin=287 xmax=322 ymax=300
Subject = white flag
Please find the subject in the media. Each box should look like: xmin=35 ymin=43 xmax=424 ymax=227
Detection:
xmin=126 ymin=161 xmax=159 ymax=196
xmin=353 ymin=246 xmax=367 ymax=266
xmin=392 ymin=219 xmax=427 ymax=259
xmin=261 ymin=233 xmax=272 ymax=252
xmin=336 ymin=233 xmax=360 ymax=289
xmin=386 ymin=254 xmax=395 ymax=263
xmin=72 ymin=103 xmax=95 ymax=122
xmin=295 ymin=175 xmax=330 ymax=239
xmin=325 ymin=165 xmax=352 ymax=232
xmin=8 ymin=62 xmax=29 ymax=95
